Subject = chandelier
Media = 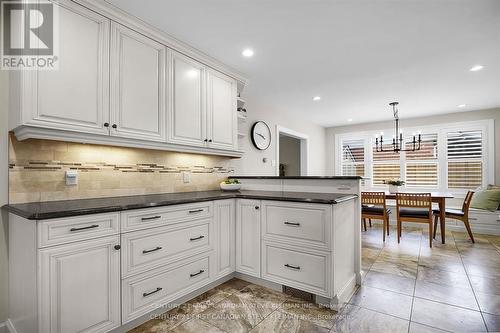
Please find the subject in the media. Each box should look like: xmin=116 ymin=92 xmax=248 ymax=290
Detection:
xmin=375 ymin=102 xmax=422 ymax=153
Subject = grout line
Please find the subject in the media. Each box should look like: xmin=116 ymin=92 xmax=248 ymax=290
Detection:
xmin=408 ymin=225 xmax=423 ymax=333
xmin=451 ymin=231 xmax=490 ymax=332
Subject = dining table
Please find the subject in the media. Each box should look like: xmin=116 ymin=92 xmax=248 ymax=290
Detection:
xmin=384 ymin=191 xmax=454 ymax=244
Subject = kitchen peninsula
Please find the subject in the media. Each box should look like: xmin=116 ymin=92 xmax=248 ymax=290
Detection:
xmin=3 ymin=176 xmax=361 ymax=333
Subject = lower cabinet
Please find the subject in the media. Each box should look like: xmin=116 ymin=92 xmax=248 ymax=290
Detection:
xmin=236 ymin=199 xmax=261 ymax=277
xmin=39 ymin=235 xmax=121 ymax=333
xmin=214 ymin=199 xmax=236 ymax=278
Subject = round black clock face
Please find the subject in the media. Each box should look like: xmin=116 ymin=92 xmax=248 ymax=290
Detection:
xmin=251 ymin=121 xmax=271 ymax=150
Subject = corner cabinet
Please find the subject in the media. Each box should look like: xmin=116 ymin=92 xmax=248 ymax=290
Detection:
xmin=236 ymin=199 xmax=261 ymax=277
xmin=167 ymin=50 xmax=207 ymax=147
xmin=167 ymin=51 xmax=238 ymax=151
xmin=110 ymin=23 xmax=167 ymax=142
xmin=9 ymin=0 xmax=245 ymax=157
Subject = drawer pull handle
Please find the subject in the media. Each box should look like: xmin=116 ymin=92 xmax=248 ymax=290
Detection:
xmin=190 ymin=235 xmax=205 ymax=241
xmin=189 ymin=209 xmax=204 ymax=214
xmin=284 ymin=221 xmax=301 ymax=227
xmin=141 ymin=215 xmax=162 ymax=221
xmin=284 ymin=264 xmax=301 ymax=270
xmin=143 ymin=287 xmax=162 ymax=298
xmin=142 ymin=246 xmax=162 ymax=254
xmin=70 ymin=224 xmax=99 ymax=232
xmin=190 ymin=270 xmax=205 ymax=278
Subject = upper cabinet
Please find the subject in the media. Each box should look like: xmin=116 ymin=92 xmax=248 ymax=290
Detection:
xmin=167 ymin=50 xmax=207 ymax=147
xmin=23 ymin=0 xmax=110 ymax=135
xmin=207 ymin=70 xmax=238 ymax=151
xmin=9 ymin=0 xmax=244 ymax=157
xmin=110 ymin=23 xmax=167 ymax=142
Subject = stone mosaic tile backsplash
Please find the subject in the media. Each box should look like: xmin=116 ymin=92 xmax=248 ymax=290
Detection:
xmin=8 ymin=133 xmax=235 ymax=203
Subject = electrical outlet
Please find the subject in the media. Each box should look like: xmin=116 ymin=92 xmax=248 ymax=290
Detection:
xmin=182 ymin=172 xmax=191 ymax=183
xmin=65 ymin=170 xmax=78 ymax=185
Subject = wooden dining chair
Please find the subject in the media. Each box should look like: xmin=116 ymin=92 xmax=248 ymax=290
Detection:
xmin=433 ymin=191 xmax=475 ymax=243
xmin=396 ymin=193 xmax=433 ymax=247
xmin=361 ymin=192 xmax=391 ymax=241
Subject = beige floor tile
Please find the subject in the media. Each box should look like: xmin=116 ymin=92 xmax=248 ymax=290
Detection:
xmin=349 ymin=285 xmax=413 ymax=319
xmin=469 ymin=274 xmax=500 ymax=295
xmin=414 ymin=279 xmax=479 ymax=310
xmin=411 ymin=297 xmax=486 ymax=332
xmin=483 ymin=313 xmax=500 ymax=333
xmin=332 ymin=305 xmax=409 ymax=333
xmin=416 ymin=266 xmax=470 ymax=289
xmin=250 ymin=310 xmax=330 ymax=333
xmin=363 ymin=270 xmax=415 ymax=295
xmin=475 ymin=291 xmax=500 ymax=315
xmin=169 ymin=318 xmax=225 ymax=333
xmin=279 ymin=298 xmax=337 ymax=329
xmin=408 ymin=322 xmax=449 ymax=333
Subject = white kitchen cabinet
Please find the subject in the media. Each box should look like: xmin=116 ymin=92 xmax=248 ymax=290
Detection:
xmin=167 ymin=50 xmax=207 ymax=147
xmin=207 ymin=70 xmax=237 ymax=150
xmin=17 ymin=0 xmax=110 ymax=135
xmin=214 ymin=199 xmax=236 ymax=278
xmin=110 ymin=23 xmax=166 ymax=142
xmin=39 ymin=235 xmax=121 ymax=333
xmin=236 ymin=199 xmax=261 ymax=277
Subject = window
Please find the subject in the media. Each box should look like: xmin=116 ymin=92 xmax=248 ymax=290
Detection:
xmin=405 ymin=133 xmax=438 ymax=188
xmin=336 ymin=119 xmax=493 ymax=192
xmin=447 ymin=130 xmax=483 ymax=189
xmin=341 ymin=139 xmax=365 ymax=177
xmin=372 ymin=142 xmax=400 ymax=186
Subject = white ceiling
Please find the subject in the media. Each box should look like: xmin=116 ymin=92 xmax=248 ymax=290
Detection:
xmin=107 ymin=0 xmax=500 ymax=127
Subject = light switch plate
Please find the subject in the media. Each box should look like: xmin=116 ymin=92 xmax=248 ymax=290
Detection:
xmin=182 ymin=171 xmax=191 ymax=183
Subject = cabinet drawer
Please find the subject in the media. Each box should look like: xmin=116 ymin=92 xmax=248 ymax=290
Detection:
xmin=37 ymin=213 xmax=120 ymax=248
xmin=262 ymin=201 xmax=331 ymax=249
xmin=121 ymin=202 xmax=213 ymax=232
xmin=262 ymin=243 xmax=329 ymax=297
xmin=122 ymin=255 xmax=211 ymax=323
xmin=122 ymin=219 xmax=212 ymax=276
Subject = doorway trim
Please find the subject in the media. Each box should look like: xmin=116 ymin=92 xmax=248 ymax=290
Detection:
xmin=276 ymin=125 xmax=309 ymax=176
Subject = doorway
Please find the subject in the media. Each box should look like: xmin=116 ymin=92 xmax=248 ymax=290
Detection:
xmin=276 ymin=125 xmax=309 ymax=176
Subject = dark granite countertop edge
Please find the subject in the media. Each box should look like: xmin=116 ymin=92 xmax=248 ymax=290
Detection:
xmin=2 ymin=191 xmax=358 ymax=220
xmin=228 ymin=176 xmax=363 ymax=180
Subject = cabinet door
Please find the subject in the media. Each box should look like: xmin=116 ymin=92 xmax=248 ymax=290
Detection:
xmin=214 ymin=199 xmax=235 ymax=278
xmin=39 ymin=236 xmax=120 ymax=333
xmin=110 ymin=23 xmax=166 ymax=142
xmin=28 ymin=0 xmax=110 ymax=135
xmin=167 ymin=50 xmax=207 ymax=147
xmin=236 ymin=199 xmax=261 ymax=277
xmin=207 ymin=70 xmax=237 ymax=150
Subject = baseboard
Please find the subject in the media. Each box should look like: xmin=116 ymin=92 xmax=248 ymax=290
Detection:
xmin=329 ymin=274 xmax=357 ymax=311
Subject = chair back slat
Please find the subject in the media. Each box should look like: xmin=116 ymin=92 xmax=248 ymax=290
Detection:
xmin=396 ymin=193 xmax=432 ymax=209
xmin=462 ymin=191 xmax=474 ymax=213
xmin=361 ymin=192 xmax=386 ymax=206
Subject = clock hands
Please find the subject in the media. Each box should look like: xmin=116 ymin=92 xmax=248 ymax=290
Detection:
xmin=256 ymin=133 xmax=266 ymax=140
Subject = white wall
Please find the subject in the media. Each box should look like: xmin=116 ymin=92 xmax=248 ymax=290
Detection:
xmin=0 ymin=69 xmax=9 ymax=322
xmin=279 ymin=135 xmax=301 ymax=176
xmin=325 ymin=108 xmax=500 ymax=184
xmin=233 ymin=96 xmax=326 ymax=176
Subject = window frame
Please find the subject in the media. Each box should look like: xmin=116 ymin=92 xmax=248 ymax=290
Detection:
xmin=334 ymin=119 xmax=494 ymax=195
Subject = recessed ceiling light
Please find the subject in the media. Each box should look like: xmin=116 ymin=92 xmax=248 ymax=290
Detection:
xmin=242 ymin=48 xmax=254 ymax=57
xmin=347 ymin=118 xmax=353 ymax=122
xmin=470 ymin=65 xmax=484 ymax=72
xmin=458 ymin=104 xmax=466 ymax=108
xmin=312 ymin=96 xmax=321 ymax=101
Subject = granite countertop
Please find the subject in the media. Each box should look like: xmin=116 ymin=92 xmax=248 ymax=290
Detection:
xmin=229 ymin=176 xmax=363 ymax=180
xmin=2 ymin=190 xmax=358 ymax=220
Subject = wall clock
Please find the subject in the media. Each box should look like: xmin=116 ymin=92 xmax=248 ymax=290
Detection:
xmin=251 ymin=121 xmax=271 ymax=150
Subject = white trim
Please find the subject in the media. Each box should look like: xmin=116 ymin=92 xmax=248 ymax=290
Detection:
xmin=276 ymin=125 xmax=309 ymax=176
xmin=12 ymin=125 xmax=244 ymax=158
xmin=334 ymin=119 xmax=495 ymax=194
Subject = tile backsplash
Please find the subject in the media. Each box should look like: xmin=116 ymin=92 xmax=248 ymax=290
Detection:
xmin=8 ymin=133 xmax=236 ymax=203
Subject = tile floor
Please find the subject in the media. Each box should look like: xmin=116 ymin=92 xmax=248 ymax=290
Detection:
xmin=129 ymin=225 xmax=500 ymax=332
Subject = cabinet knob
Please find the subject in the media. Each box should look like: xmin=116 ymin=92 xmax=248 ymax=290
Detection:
xmin=103 ymin=122 xmax=109 ymax=127
xmin=204 ymin=139 xmax=208 ymax=142
xmin=208 ymin=139 xmax=212 ymax=142
xmin=112 ymin=124 xmax=117 ymax=129
xmin=255 ymin=206 xmax=260 ymax=210
xmin=114 ymin=245 xmax=121 ymax=250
